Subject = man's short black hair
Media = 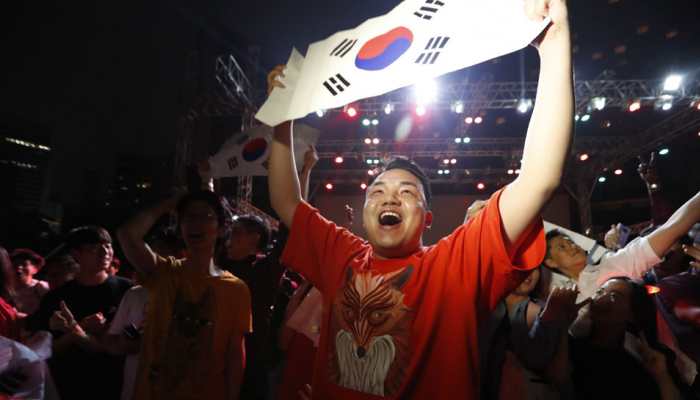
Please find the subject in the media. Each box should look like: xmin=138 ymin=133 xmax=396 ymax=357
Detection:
xmin=176 ymin=190 xmax=230 ymax=228
xmin=233 ymin=215 xmax=270 ymax=251
xmin=66 ymin=226 xmax=112 ymax=251
xmin=378 ymin=157 xmax=432 ymax=208
xmin=10 ymin=248 xmax=46 ymax=269
xmin=544 ymin=229 xmax=569 ymax=260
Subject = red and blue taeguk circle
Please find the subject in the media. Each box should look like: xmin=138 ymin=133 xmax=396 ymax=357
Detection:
xmin=355 ymin=27 xmax=413 ymax=71
xmin=242 ymin=137 xmax=268 ymax=162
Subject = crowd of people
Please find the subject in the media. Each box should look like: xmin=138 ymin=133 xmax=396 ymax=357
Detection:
xmin=2 ymin=0 xmax=700 ymax=399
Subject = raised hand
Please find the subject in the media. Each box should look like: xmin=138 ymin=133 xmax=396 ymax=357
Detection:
xmin=604 ymin=224 xmax=621 ymax=250
xmin=267 ymin=65 xmax=287 ymax=95
xmin=525 ymin=0 xmax=570 ymax=49
xmin=303 ymin=145 xmax=319 ymax=171
xmin=540 ymin=283 xmax=583 ymax=324
xmin=80 ymin=312 xmax=107 ymax=336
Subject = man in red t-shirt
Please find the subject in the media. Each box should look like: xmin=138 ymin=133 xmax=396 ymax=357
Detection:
xmin=266 ymin=0 xmax=573 ymax=398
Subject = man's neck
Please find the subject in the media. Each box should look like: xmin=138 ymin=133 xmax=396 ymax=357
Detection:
xmin=185 ymin=252 xmax=214 ymax=274
xmin=76 ymin=271 xmax=109 ymax=286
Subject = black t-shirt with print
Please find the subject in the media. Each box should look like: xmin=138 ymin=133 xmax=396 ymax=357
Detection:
xmin=32 ymin=276 xmax=133 ymax=400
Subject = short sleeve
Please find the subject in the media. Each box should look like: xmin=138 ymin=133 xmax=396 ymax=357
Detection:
xmin=438 ymin=188 xmax=546 ymax=310
xmin=107 ymin=288 xmax=138 ymax=335
xmin=141 ymin=256 xmax=182 ymax=290
xmin=280 ymin=201 xmax=367 ymax=294
xmin=232 ymin=280 xmax=253 ymax=335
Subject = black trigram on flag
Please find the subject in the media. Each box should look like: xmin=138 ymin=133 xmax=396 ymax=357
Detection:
xmin=323 ymin=74 xmax=351 ymax=96
xmin=330 ymin=38 xmax=358 ymax=58
xmin=415 ymin=36 xmax=450 ymax=65
xmin=413 ymin=0 xmax=445 ymax=20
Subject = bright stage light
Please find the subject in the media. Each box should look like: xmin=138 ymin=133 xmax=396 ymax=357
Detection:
xmin=316 ymin=109 xmax=325 ymax=117
xmin=437 ymin=169 xmax=444 ymax=175
xmin=367 ymin=169 xmax=375 ymax=176
xmin=334 ymin=156 xmax=344 ymax=164
xmin=452 ymin=101 xmax=464 ymax=114
xmin=384 ymin=103 xmax=394 ymax=115
xmin=444 ymin=169 xmax=450 ymax=174
xmin=346 ymin=106 xmax=357 ymax=118
xmin=364 ymin=138 xmax=372 ymax=145
xmin=476 ymin=182 xmax=485 ymax=190
xmin=581 ymin=114 xmax=591 ymax=122
xmin=372 ymin=138 xmax=380 ymax=145
xmin=591 ymin=97 xmax=607 ymax=111
xmin=325 ymin=183 xmax=334 ymax=190
xmin=454 ymin=137 xmax=462 ymax=143
xmin=614 ymin=169 xmax=623 ymax=175
xmin=443 ymin=158 xmax=450 ymax=165
xmin=360 ymin=183 xmax=367 ymax=190
xmin=463 ymin=136 xmax=471 ymax=143
xmin=450 ymin=158 xmax=457 ymax=165
xmin=517 ymin=99 xmax=533 ymax=114
xmin=575 ymin=114 xmax=580 ymax=121
xmin=579 ymin=153 xmax=589 ymax=161
xmin=415 ymin=105 xmax=427 ymax=116
xmin=598 ymin=177 xmax=607 ymax=183
xmin=507 ymin=169 xmax=514 ymax=175
xmin=371 ymin=119 xmax=379 ymax=126
xmin=362 ymin=118 xmax=370 ymax=126
xmin=662 ymin=101 xmax=673 ymax=111
xmin=659 ymin=148 xmax=669 ymax=155
xmin=628 ymin=101 xmax=641 ymax=112
xmin=663 ymin=74 xmax=683 ymax=92
xmin=414 ymin=79 xmax=438 ymax=104
xmin=515 ymin=169 xmax=520 ymax=175
xmin=464 ymin=117 xmax=474 ymax=124
xmin=474 ymin=116 xmax=483 ymax=124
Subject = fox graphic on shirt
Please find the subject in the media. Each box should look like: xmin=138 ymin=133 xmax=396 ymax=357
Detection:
xmin=329 ymin=266 xmax=414 ymax=396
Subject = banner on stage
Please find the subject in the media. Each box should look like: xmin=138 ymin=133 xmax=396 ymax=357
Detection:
xmin=208 ymin=124 xmax=319 ymax=177
xmin=256 ymin=0 xmax=550 ymax=126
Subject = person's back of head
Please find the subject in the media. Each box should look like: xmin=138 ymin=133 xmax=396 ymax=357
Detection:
xmin=43 ymin=254 xmax=80 ymax=290
xmin=234 ymin=215 xmax=270 ymax=252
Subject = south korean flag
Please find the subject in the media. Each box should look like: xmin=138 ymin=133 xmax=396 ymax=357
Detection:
xmin=207 ymin=124 xmax=320 ymax=177
xmin=257 ymin=0 xmax=549 ymax=127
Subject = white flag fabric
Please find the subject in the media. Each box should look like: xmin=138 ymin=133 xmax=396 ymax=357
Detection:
xmin=256 ymin=0 xmax=550 ymax=126
xmin=208 ymin=124 xmax=320 ymax=177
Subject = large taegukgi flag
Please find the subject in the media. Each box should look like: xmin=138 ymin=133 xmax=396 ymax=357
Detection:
xmin=256 ymin=0 xmax=550 ymax=126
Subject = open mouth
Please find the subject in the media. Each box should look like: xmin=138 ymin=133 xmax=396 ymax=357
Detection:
xmin=378 ymin=211 xmax=402 ymax=226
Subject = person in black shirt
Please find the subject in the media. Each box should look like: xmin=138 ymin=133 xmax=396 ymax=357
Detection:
xmin=222 ymin=214 xmax=284 ymax=400
xmin=570 ymin=277 xmax=689 ymax=400
xmin=29 ymin=226 xmax=132 ymax=400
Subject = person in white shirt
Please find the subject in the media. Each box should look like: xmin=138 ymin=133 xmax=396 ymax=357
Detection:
xmin=542 ymin=191 xmax=700 ymax=335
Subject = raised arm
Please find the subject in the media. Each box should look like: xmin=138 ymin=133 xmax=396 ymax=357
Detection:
xmin=299 ymin=145 xmax=319 ymax=202
xmin=500 ymin=0 xmax=573 ymax=244
xmin=646 ymin=191 xmax=700 ymax=258
xmin=267 ymin=66 xmax=303 ymax=227
xmin=117 ymin=195 xmax=181 ymax=274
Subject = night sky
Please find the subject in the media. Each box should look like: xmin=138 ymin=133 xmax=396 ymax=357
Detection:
xmin=1 ymin=0 xmax=699 ymax=218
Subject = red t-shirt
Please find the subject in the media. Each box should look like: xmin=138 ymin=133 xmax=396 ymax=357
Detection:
xmin=0 ymin=297 xmax=18 ymax=340
xmin=281 ymin=189 xmax=545 ymax=399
